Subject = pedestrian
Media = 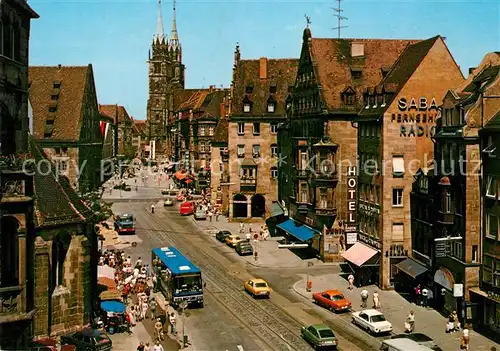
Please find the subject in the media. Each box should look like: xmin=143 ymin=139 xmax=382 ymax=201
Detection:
xmin=152 ymin=341 xmax=164 ymax=351
xmin=208 ymin=209 xmax=213 ymax=222
xmin=169 ymin=312 xmax=177 ymax=335
xmin=215 ymin=208 xmax=220 ymax=221
xmin=427 ymin=287 xmax=434 ymax=307
xmin=144 ymin=342 xmax=151 ymax=351
xmin=452 ymin=310 xmax=460 ymax=331
xmin=246 ymin=231 xmax=251 ymax=241
xmin=360 ymin=289 xmax=369 ymax=308
xmin=462 ymin=329 xmax=469 ymax=349
xmin=142 ymin=299 xmax=148 ymax=320
xmin=421 ymin=286 xmax=429 ymax=307
xmin=151 ymin=204 xmax=155 ymax=214
xmin=154 ymin=318 xmax=164 ymax=341
xmin=137 ymin=342 xmax=145 ymax=351
xmin=239 ymin=222 xmax=244 ymax=234
xmin=135 ymin=257 xmax=143 ymax=268
xmin=149 ymin=297 xmax=157 ymax=319
xmin=373 ymin=291 xmax=380 ymax=309
xmin=347 ymin=274 xmax=355 ymax=290
xmin=415 ymin=284 xmax=422 ymax=305
xmin=406 ymin=310 xmax=415 ymax=333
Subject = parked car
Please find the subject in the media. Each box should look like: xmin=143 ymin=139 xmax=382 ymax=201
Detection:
xmin=216 ymin=230 xmax=232 ymax=242
xmin=29 ymin=338 xmax=76 ymax=351
xmin=225 ymin=234 xmax=243 ymax=247
xmin=179 ymin=201 xmax=195 ymax=216
xmin=163 ymin=199 xmax=174 ymax=206
xmin=301 ymin=324 xmax=338 ymax=349
xmin=235 ymin=241 xmax=253 ymax=255
xmin=313 ymin=289 xmax=351 ymax=313
xmin=194 ymin=208 xmax=207 ymax=220
xmin=176 ymin=193 xmax=185 ymax=201
xmin=162 ymin=189 xmax=178 ymax=196
xmin=113 ymin=213 xmax=135 ymax=234
xmin=244 ymin=278 xmax=271 ymax=298
xmin=60 ymin=328 xmax=112 ymax=351
xmin=352 ymin=309 xmax=392 ymax=335
xmin=391 ymin=333 xmax=443 ymax=350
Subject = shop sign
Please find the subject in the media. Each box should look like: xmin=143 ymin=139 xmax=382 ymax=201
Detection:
xmin=453 ymin=284 xmax=463 ymax=297
xmin=346 ymin=232 xmax=357 ymax=245
xmin=305 ymin=216 xmax=315 ymax=227
xmin=435 ymin=242 xmax=448 ymax=258
xmin=357 ymin=232 xmax=381 ymax=249
xmin=359 ymin=203 xmax=380 ymax=215
xmin=391 ymin=97 xmax=439 ymax=138
xmin=346 ymin=166 xmax=357 ymax=244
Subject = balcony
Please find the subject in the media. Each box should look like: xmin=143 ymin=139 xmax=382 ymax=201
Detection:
xmin=0 ymin=285 xmax=21 ymax=318
xmin=437 ymin=210 xmax=454 ymax=225
xmin=295 ymin=201 xmax=312 ymax=214
xmin=315 ymin=204 xmax=337 ymax=217
xmin=240 ymin=177 xmax=256 ymax=191
xmin=313 ymin=166 xmax=339 ymax=183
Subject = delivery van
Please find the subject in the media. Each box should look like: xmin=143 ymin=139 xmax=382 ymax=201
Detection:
xmin=380 ymin=338 xmax=433 ymax=351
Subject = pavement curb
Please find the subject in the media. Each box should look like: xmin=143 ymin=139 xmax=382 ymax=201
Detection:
xmin=292 ymin=276 xmax=313 ymax=301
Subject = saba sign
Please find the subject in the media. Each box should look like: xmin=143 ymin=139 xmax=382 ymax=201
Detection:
xmin=391 ymin=97 xmax=440 ymax=138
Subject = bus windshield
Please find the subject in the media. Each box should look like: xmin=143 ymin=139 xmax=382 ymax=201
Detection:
xmin=175 ymin=274 xmax=202 ymax=293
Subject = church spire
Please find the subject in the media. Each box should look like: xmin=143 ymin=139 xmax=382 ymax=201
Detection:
xmin=154 ymin=0 xmax=165 ymax=43
xmin=170 ymin=0 xmax=180 ymax=49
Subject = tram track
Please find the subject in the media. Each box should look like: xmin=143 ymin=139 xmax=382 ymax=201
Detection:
xmin=131 ymin=205 xmax=313 ymax=351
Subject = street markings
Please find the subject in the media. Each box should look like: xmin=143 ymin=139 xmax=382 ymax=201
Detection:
xmin=237 ymin=345 xmax=244 ymax=351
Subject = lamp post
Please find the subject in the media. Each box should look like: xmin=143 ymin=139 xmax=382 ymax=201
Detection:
xmin=179 ymin=301 xmax=188 ymax=348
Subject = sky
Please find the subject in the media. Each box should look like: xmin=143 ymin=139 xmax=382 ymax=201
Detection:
xmin=29 ymin=0 xmax=499 ymax=120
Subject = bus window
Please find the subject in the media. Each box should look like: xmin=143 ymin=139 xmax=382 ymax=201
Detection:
xmin=175 ymin=275 xmax=202 ymax=293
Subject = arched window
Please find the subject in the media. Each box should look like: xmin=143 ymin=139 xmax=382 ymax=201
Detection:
xmin=0 ymin=217 xmax=19 ymax=287
xmin=51 ymin=232 xmax=71 ymax=288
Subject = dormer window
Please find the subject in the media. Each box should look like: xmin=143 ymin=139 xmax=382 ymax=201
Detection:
xmin=381 ymin=68 xmax=390 ymax=78
xmin=351 ymin=68 xmax=362 ymax=79
xmin=269 ymin=86 xmax=277 ymax=94
xmin=364 ymin=93 xmax=369 ymax=109
xmin=286 ymin=95 xmax=292 ymax=111
xmin=377 ymin=94 xmax=383 ymax=106
xmin=341 ymin=87 xmax=356 ymax=106
xmin=53 ymin=81 xmax=61 ymax=89
xmin=267 ymin=96 xmax=276 ymax=113
xmin=381 ymin=94 xmax=387 ymax=107
xmin=243 ymin=95 xmax=252 ymax=113
xmin=245 ymin=86 xmax=253 ymax=94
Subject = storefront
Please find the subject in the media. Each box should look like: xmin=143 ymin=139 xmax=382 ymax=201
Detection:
xmin=393 ymin=258 xmax=429 ymax=295
xmin=276 ymin=218 xmax=321 ymax=247
xmin=470 ymin=287 xmax=500 ymax=341
xmin=341 ymin=242 xmax=380 ymax=287
xmin=433 ymin=267 xmax=458 ymax=315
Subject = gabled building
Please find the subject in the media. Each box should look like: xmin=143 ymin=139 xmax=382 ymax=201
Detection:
xmin=98 ymin=113 xmax=117 ymax=180
xmin=99 ymin=104 xmax=134 ymax=159
xmin=353 ymin=36 xmax=464 ymax=288
xmin=228 ymin=46 xmax=297 ymax=220
xmin=29 ymin=65 xmax=103 ymax=193
xmin=278 ymin=27 xmax=419 ymax=262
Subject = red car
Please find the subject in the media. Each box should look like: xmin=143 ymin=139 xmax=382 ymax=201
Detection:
xmin=313 ymin=289 xmax=352 ymax=313
xmin=179 ymin=201 xmax=195 ymax=215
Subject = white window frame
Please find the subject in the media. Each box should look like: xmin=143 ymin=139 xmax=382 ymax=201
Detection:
xmin=267 ymin=103 xmax=275 ymax=113
xmin=237 ymin=144 xmax=245 ymax=157
xmin=208 ymin=126 xmax=214 ymax=136
xmin=300 ymin=151 xmax=307 ymax=171
xmin=392 ymin=156 xmax=405 ymax=174
xmin=252 ymin=145 xmax=260 ymax=157
xmin=199 ymin=142 xmax=206 ymax=153
xmin=270 ymin=123 xmax=278 ymax=134
xmin=199 ymin=126 xmax=206 ymax=136
xmin=243 ymin=103 xmax=251 ymax=113
xmin=486 ymin=212 xmax=499 ymax=239
xmin=319 ymin=188 xmax=328 ymax=208
xmin=301 ymin=187 xmax=308 ymax=203
xmin=237 ymin=123 xmax=245 ymax=135
xmin=392 ymin=188 xmax=403 ymax=207
xmin=270 ymin=167 xmax=278 ymax=179
xmin=271 ymin=145 xmax=278 ymax=157
xmin=486 ymin=175 xmax=497 ymax=198
xmin=253 ymin=123 xmax=260 ymax=135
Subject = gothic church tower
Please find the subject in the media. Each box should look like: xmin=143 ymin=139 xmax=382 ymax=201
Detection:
xmin=146 ymin=0 xmax=184 ymax=156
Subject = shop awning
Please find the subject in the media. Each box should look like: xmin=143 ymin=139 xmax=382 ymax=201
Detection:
xmin=277 ymin=219 xmax=319 ymax=242
xmin=175 ymin=171 xmax=187 ymax=180
xmin=98 ymin=277 xmax=116 ymax=290
xmin=100 ymin=300 xmax=126 ymax=313
xmin=341 ymin=242 xmax=379 ymax=267
xmin=395 ymin=258 xmax=428 ymax=279
xmin=269 ymin=203 xmax=284 ymax=217
xmin=98 ymin=265 xmax=115 ymax=280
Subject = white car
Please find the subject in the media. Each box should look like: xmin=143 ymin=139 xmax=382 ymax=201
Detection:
xmin=351 ymin=309 xmax=392 ymax=335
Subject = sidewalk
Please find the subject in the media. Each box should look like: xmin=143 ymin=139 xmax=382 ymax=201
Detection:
xmin=193 ymin=214 xmax=327 ymax=269
xmin=293 ymin=273 xmax=499 ymax=351
xmin=102 ymin=169 xmax=171 ymax=201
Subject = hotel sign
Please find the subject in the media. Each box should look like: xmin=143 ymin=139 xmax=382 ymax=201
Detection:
xmin=359 ymin=203 xmax=380 ymax=215
xmin=345 ymin=166 xmax=357 ymax=244
xmin=391 ymin=97 xmax=439 ymax=138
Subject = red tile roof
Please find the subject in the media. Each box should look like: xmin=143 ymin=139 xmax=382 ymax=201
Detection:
xmin=212 ymin=117 xmax=228 ymax=144
xmin=99 ymin=104 xmax=132 ymax=124
xmin=309 ymin=37 xmax=419 ymax=111
xmin=134 ymin=120 xmax=147 ymax=135
xmin=231 ymin=58 xmax=298 ymax=117
xmin=29 ymin=65 xmax=92 ymax=141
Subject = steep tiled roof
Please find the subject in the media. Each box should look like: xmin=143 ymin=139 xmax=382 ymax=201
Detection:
xmin=212 ymin=117 xmax=228 ymax=144
xmin=178 ymin=90 xmax=209 ymax=111
xmin=28 ymin=136 xmax=92 ymax=227
xmin=197 ymin=89 xmax=228 ymax=120
xmin=231 ymin=58 xmax=298 ymax=117
xmin=169 ymin=89 xmax=209 ymax=124
xmin=99 ymin=104 xmax=118 ymax=123
xmin=29 ymin=65 xmax=90 ymax=141
xmin=117 ymin=106 xmax=132 ymax=124
xmin=359 ymin=36 xmax=440 ymax=116
xmin=309 ymin=37 xmax=419 ymax=111
xmin=134 ymin=120 xmax=147 ymax=135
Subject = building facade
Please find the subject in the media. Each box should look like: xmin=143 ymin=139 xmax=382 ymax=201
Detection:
xmin=146 ymin=0 xmax=184 ymax=157
xmin=99 ymin=104 xmax=134 ymax=159
xmin=354 ymin=36 xmax=464 ymax=288
xmin=29 ymin=65 xmax=104 ymax=193
xmin=210 ymin=116 xmax=229 ymax=212
xmin=99 ymin=113 xmax=117 ymax=181
xmin=228 ymin=46 xmax=297 ymax=220
xmin=0 ymin=1 xmax=39 ymax=348
xmin=132 ymin=119 xmax=147 ymax=158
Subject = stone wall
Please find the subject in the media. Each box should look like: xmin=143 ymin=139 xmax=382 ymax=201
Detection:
xmin=42 ymin=147 xmax=80 ymax=189
xmin=34 ymin=237 xmax=50 ymax=337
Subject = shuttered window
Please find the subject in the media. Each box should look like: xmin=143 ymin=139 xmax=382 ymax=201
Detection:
xmin=392 ymin=223 xmax=404 ymax=242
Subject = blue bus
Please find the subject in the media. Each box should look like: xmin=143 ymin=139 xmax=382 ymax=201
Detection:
xmin=151 ymin=247 xmax=204 ymax=308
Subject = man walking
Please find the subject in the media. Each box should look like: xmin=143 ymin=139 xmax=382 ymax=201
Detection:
xmin=347 ymin=274 xmax=355 ymax=290
xmin=421 ymin=286 xmax=429 ymax=307
xmin=169 ymin=312 xmax=177 ymax=336
xmin=361 ymin=289 xmax=369 ymax=308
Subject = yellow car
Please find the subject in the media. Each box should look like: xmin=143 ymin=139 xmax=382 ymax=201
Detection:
xmin=225 ymin=234 xmax=243 ymax=247
xmin=244 ymin=278 xmax=271 ymax=298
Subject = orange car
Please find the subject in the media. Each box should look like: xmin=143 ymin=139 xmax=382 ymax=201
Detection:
xmin=179 ymin=201 xmax=195 ymax=215
xmin=312 ymin=289 xmax=351 ymax=313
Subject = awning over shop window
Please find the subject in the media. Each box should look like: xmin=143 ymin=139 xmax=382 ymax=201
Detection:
xmin=277 ymin=219 xmax=319 ymax=242
xmin=341 ymin=242 xmax=379 ymax=267
xmin=175 ymin=171 xmax=187 ymax=180
xmin=269 ymin=203 xmax=284 ymax=217
xmin=434 ymin=267 xmax=455 ymax=291
xmin=395 ymin=258 xmax=428 ymax=279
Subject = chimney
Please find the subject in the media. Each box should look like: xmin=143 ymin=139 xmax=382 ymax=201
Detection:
xmin=57 ymin=64 xmax=62 ymax=69
xmin=351 ymin=43 xmax=364 ymax=57
xmin=259 ymin=57 xmax=267 ymax=80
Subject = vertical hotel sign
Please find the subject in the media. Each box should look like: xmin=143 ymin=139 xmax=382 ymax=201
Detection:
xmin=345 ymin=166 xmax=357 ymax=244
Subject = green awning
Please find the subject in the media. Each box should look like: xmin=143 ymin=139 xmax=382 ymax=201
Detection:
xmin=269 ymin=203 xmax=284 ymax=217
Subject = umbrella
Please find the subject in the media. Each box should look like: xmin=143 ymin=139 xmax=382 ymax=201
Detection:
xmin=99 ymin=290 xmax=122 ymax=301
xmin=100 ymin=300 xmax=126 ymax=314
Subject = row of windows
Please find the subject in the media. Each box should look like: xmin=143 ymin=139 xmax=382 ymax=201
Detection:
xmin=359 ymin=183 xmax=380 ymax=204
xmin=441 ymin=107 xmax=465 ymax=127
xmin=483 ymin=255 xmax=500 ymax=287
xmin=244 ymin=101 xmax=278 ymax=113
xmin=298 ymin=184 xmax=334 ymax=206
xmin=0 ymin=19 xmax=22 ymax=62
xmin=237 ymin=144 xmax=278 ymax=158
xmin=359 ymin=122 xmax=381 ymax=138
xmin=238 ymin=166 xmax=278 ymax=179
xmin=237 ymin=122 xmax=278 ymax=135
xmin=358 ymin=215 xmax=380 ymax=239
xmin=198 ymin=142 xmax=211 ymax=153
xmin=198 ymin=126 xmax=215 ymax=136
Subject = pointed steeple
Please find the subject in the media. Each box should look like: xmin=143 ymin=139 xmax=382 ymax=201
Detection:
xmin=170 ymin=0 xmax=180 ymax=50
xmin=154 ymin=0 xmax=166 ymax=43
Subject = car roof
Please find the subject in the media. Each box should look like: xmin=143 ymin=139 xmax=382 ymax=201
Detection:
xmin=323 ymin=289 xmax=343 ymax=295
xmin=251 ymin=278 xmax=267 ymax=283
xmin=229 ymin=234 xmax=240 ymax=238
xmin=383 ymin=339 xmax=433 ymax=350
xmin=309 ymin=324 xmax=332 ymax=330
xmin=360 ymin=309 xmax=382 ymax=316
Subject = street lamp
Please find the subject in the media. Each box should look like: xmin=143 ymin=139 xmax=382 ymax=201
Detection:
xmin=179 ymin=300 xmax=188 ymax=348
